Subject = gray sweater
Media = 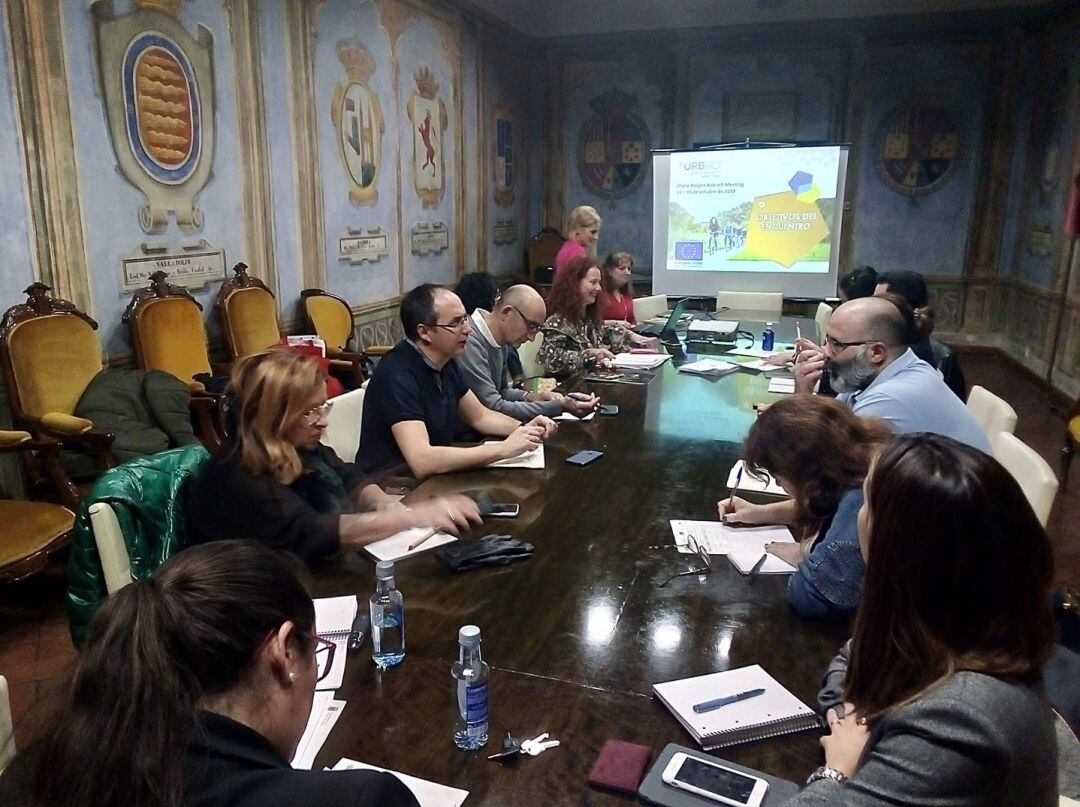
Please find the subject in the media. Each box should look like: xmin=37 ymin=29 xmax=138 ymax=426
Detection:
xmin=456 ymin=310 xmax=561 ymax=422
xmin=791 ymin=649 xmax=1058 ymax=805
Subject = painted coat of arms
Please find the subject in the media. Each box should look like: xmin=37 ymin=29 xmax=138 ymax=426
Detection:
xmin=494 ymin=106 xmax=513 ymax=206
xmin=406 ymin=66 xmax=448 ymax=208
xmin=330 ymin=40 xmax=384 ymax=206
xmin=92 ymin=0 xmax=215 ymax=234
xmin=874 ymin=103 xmax=960 ymax=198
xmin=577 ymin=89 xmax=650 ymax=201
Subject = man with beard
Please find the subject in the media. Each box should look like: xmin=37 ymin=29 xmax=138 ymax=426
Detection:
xmin=792 ymin=296 xmax=991 ymax=453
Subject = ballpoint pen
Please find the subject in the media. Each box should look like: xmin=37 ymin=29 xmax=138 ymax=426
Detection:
xmin=747 ymin=552 xmax=769 ymax=584
xmin=692 ymin=687 xmax=767 ymax=714
xmin=725 ymin=466 xmax=743 ymax=517
xmin=794 ymin=321 xmax=803 ymax=362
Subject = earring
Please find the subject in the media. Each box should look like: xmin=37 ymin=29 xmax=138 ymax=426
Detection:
xmin=288 ymin=671 xmax=297 ymax=682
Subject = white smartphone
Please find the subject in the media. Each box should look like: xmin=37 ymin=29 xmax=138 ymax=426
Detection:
xmin=487 ymin=503 xmax=520 ymax=517
xmin=661 ymin=753 xmax=769 ymax=807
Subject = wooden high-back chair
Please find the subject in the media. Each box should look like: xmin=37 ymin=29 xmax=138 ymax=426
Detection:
xmin=526 ymin=227 xmax=565 ymax=290
xmin=123 ymin=271 xmax=225 ymax=448
xmin=214 ymin=262 xmax=281 ymax=360
xmin=0 ymin=283 xmax=116 ymax=473
xmin=300 ymin=288 xmax=386 ymax=386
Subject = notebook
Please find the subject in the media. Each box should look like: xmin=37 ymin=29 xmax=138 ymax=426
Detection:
xmin=652 ymin=665 xmax=820 ymax=750
xmin=677 ymin=358 xmax=739 ymax=378
xmin=313 ymin=596 xmax=357 ymax=690
xmin=726 ymin=460 xmax=789 ymax=498
xmin=767 ymin=377 xmax=796 ymax=394
xmin=331 ymin=759 xmax=469 ymax=806
xmin=485 ymin=443 xmax=545 ymax=468
xmin=363 ymin=526 xmax=457 ymax=562
xmin=669 ymin=520 xmax=797 ymax=575
xmin=613 ymin=353 xmax=671 ymax=370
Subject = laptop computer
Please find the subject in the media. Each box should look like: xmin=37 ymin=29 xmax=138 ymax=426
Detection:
xmin=635 ymin=297 xmax=690 ymax=339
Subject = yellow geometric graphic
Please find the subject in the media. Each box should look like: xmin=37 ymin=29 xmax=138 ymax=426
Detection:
xmin=930 ymin=133 xmax=957 ymax=158
xmin=745 ymin=191 xmax=830 ymax=268
xmin=795 ymin=184 xmax=821 ymax=204
xmin=584 ymin=141 xmax=605 ymax=163
xmin=884 ymin=133 xmax=908 ymax=159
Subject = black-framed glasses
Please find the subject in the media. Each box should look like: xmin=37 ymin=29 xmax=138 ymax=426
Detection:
xmin=302 ymin=400 xmax=334 ymax=425
xmin=429 ymin=315 xmax=469 ymax=331
xmin=314 ymin=634 xmax=336 ymax=683
xmin=511 ymin=305 xmax=544 ymax=335
xmin=659 ymin=534 xmax=713 ymax=587
xmin=823 ymin=335 xmax=879 ymax=352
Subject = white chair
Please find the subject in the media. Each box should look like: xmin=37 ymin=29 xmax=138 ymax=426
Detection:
xmin=716 ymin=291 xmax=783 ymax=314
xmin=88 ymin=502 xmax=133 ymax=595
xmin=994 ymin=431 xmax=1058 ymax=527
xmin=321 ymin=387 xmax=365 ymax=463
xmin=0 ymin=674 xmax=13 ymax=771
xmin=633 ymin=294 xmax=668 ymax=322
xmin=516 ymin=333 xmax=544 ymax=379
xmin=814 ymin=301 xmax=833 ymax=344
xmin=967 ymin=385 xmax=1018 ymax=443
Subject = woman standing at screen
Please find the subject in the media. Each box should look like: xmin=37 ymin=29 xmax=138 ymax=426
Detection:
xmin=554 ymin=206 xmax=601 ymax=277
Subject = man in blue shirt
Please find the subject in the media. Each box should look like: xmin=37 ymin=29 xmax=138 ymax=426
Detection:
xmin=793 ymin=296 xmax=992 ymax=454
xmin=356 ymin=283 xmax=556 ymax=478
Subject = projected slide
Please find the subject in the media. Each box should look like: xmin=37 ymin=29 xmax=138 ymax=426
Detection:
xmin=667 ymin=146 xmax=841 ymax=274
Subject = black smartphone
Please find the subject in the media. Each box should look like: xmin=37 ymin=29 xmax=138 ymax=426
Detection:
xmin=599 ymin=404 xmax=619 ymax=416
xmin=488 ymin=503 xmax=520 ymax=517
xmin=566 ymin=449 xmax=604 ymax=466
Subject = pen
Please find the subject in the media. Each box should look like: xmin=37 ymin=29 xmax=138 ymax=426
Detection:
xmin=568 ymin=392 xmax=592 ymax=401
xmin=692 ymin=687 xmax=766 ymax=714
xmin=748 ymin=552 xmax=768 ymax=584
xmin=794 ymin=321 xmax=803 ymax=362
xmin=725 ymin=466 xmax=743 ymax=518
xmin=407 ymin=527 xmax=437 ymax=552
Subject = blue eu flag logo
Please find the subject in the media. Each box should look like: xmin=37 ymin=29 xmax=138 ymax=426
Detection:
xmin=675 ymin=241 xmax=703 ymax=261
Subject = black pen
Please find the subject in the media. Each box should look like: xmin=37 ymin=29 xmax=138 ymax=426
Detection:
xmin=693 ymin=687 xmax=767 ymax=714
xmin=748 ymin=552 xmax=769 ymax=583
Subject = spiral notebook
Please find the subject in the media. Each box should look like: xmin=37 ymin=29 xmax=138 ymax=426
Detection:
xmin=653 ymin=665 xmax=819 ymax=750
xmin=313 ymin=595 xmax=357 ymax=691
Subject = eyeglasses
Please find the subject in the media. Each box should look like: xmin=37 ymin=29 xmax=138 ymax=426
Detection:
xmin=429 ymin=315 xmax=469 ymax=331
xmin=314 ymin=634 xmax=336 ymax=684
xmin=510 ymin=305 xmax=544 ymax=335
xmin=302 ymin=400 xmax=334 ymax=425
xmin=823 ymin=335 xmax=879 ymax=352
xmin=659 ymin=534 xmax=713 ymax=587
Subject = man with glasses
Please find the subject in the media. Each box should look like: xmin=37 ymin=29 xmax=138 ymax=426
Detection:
xmin=356 ymin=283 xmax=557 ymax=478
xmin=457 ymin=284 xmax=599 ymax=422
xmin=792 ymin=296 xmax=991 ymax=453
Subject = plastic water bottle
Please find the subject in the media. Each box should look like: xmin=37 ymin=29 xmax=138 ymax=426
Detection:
xmin=762 ymin=322 xmax=775 ymax=352
xmin=452 ymin=625 xmax=490 ymax=750
xmin=370 ymin=561 xmax=405 ymax=669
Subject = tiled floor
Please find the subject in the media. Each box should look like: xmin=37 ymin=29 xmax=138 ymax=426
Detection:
xmin=1 ymin=352 xmax=1078 ymax=751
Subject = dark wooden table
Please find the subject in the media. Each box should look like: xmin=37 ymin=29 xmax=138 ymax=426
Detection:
xmin=310 ymin=357 xmax=849 ymax=804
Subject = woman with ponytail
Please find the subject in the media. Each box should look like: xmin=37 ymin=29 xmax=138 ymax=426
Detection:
xmin=0 ymin=541 xmax=417 ymax=806
xmin=874 ymin=270 xmax=937 ymax=368
xmin=185 ymin=350 xmax=480 ymax=561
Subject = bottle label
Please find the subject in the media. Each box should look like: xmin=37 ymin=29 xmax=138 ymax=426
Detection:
xmin=464 ymin=682 xmax=489 ymax=729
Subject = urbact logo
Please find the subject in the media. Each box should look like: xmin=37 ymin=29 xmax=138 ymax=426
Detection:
xmin=682 ymin=162 xmax=705 ymax=171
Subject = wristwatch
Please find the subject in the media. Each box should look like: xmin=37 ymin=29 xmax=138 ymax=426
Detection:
xmin=806 ymin=766 xmax=849 ymax=786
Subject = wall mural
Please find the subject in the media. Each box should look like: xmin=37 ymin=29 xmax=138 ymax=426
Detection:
xmin=407 ymin=66 xmax=448 ymax=207
xmin=92 ymin=0 xmax=215 ymax=233
xmin=576 ymin=88 xmax=649 ymax=202
xmin=330 ymin=40 xmax=385 ymax=207
xmin=494 ymin=105 xmax=514 ymax=206
xmin=874 ymin=102 xmax=960 ymax=199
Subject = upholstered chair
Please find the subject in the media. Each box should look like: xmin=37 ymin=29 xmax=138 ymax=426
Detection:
xmin=122 ymin=271 xmax=225 ymax=448
xmin=300 ymin=288 xmax=385 ymax=386
xmin=214 ymin=262 xmax=281 ymax=361
xmin=0 ymin=283 xmax=116 ymax=473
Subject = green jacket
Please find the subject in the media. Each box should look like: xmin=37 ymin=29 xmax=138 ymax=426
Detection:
xmin=66 ymin=444 xmax=210 ymax=645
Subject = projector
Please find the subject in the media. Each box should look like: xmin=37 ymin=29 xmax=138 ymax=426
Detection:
xmin=687 ymin=319 xmax=739 ymax=343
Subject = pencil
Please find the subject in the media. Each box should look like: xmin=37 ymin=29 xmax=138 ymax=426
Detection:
xmin=407 ymin=527 xmax=437 ymax=552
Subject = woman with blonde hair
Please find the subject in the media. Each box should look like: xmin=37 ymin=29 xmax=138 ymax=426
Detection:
xmin=186 ymin=350 xmax=480 ymax=561
xmin=554 ymin=205 xmax=601 ymax=277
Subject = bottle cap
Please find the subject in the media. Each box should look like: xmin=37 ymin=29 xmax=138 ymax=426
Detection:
xmin=766 ymin=321 xmax=774 ymax=326
xmin=458 ymin=624 xmax=481 ymax=646
xmin=375 ymin=561 xmax=395 ymax=580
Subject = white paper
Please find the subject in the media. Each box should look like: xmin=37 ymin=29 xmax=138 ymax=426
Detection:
xmin=332 ymin=758 xmax=469 ymax=807
xmin=727 ymin=358 xmax=772 ymax=372
xmin=291 ymin=693 xmax=346 ymax=769
xmin=726 ymin=347 xmax=790 ymax=359
xmin=767 ymin=377 xmax=796 ymax=394
xmin=687 ymin=319 xmax=739 ymax=333
xmin=554 ymin=410 xmax=595 ymax=421
xmin=669 ymin=520 xmax=797 ymax=574
xmin=484 ymin=442 xmax=545 ymax=468
xmin=726 ymin=460 xmax=789 ymax=498
xmin=678 ymin=358 xmax=739 ymax=377
xmin=364 ymin=526 xmax=457 ymax=562
xmin=314 ymin=596 xmax=358 ymax=691
xmin=612 ymin=352 xmax=670 ymax=369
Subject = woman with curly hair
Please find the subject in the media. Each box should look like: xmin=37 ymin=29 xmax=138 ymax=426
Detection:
xmin=718 ymin=395 xmax=892 ymax=621
xmin=538 ymin=255 xmax=629 ymax=379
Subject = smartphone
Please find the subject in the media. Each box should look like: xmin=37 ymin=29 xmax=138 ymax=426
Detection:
xmin=599 ymin=404 xmax=619 ymax=416
xmin=566 ymin=449 xmax=604 ymax=466
xmin=661 ymin=753 xmax=769 ymax=807
xmin=487 ymin=503 xmax=520 ymax=517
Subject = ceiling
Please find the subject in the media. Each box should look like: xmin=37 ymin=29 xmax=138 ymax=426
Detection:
xmin=460 ymin=0 xmax=1056 ymax=39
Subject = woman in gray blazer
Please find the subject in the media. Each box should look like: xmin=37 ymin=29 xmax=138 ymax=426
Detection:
xmin=789 ymin=433 xmax=1058 ymax=805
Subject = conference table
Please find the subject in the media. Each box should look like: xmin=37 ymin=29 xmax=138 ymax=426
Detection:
xmin=311 ymin=323 xmax=849 ymax=804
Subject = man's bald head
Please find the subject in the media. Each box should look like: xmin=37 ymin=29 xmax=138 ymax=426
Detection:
xmin=500 ymin=284 xmax=547 ymax=320
xmin=833 ymin=296 xmax=908 ymax=349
